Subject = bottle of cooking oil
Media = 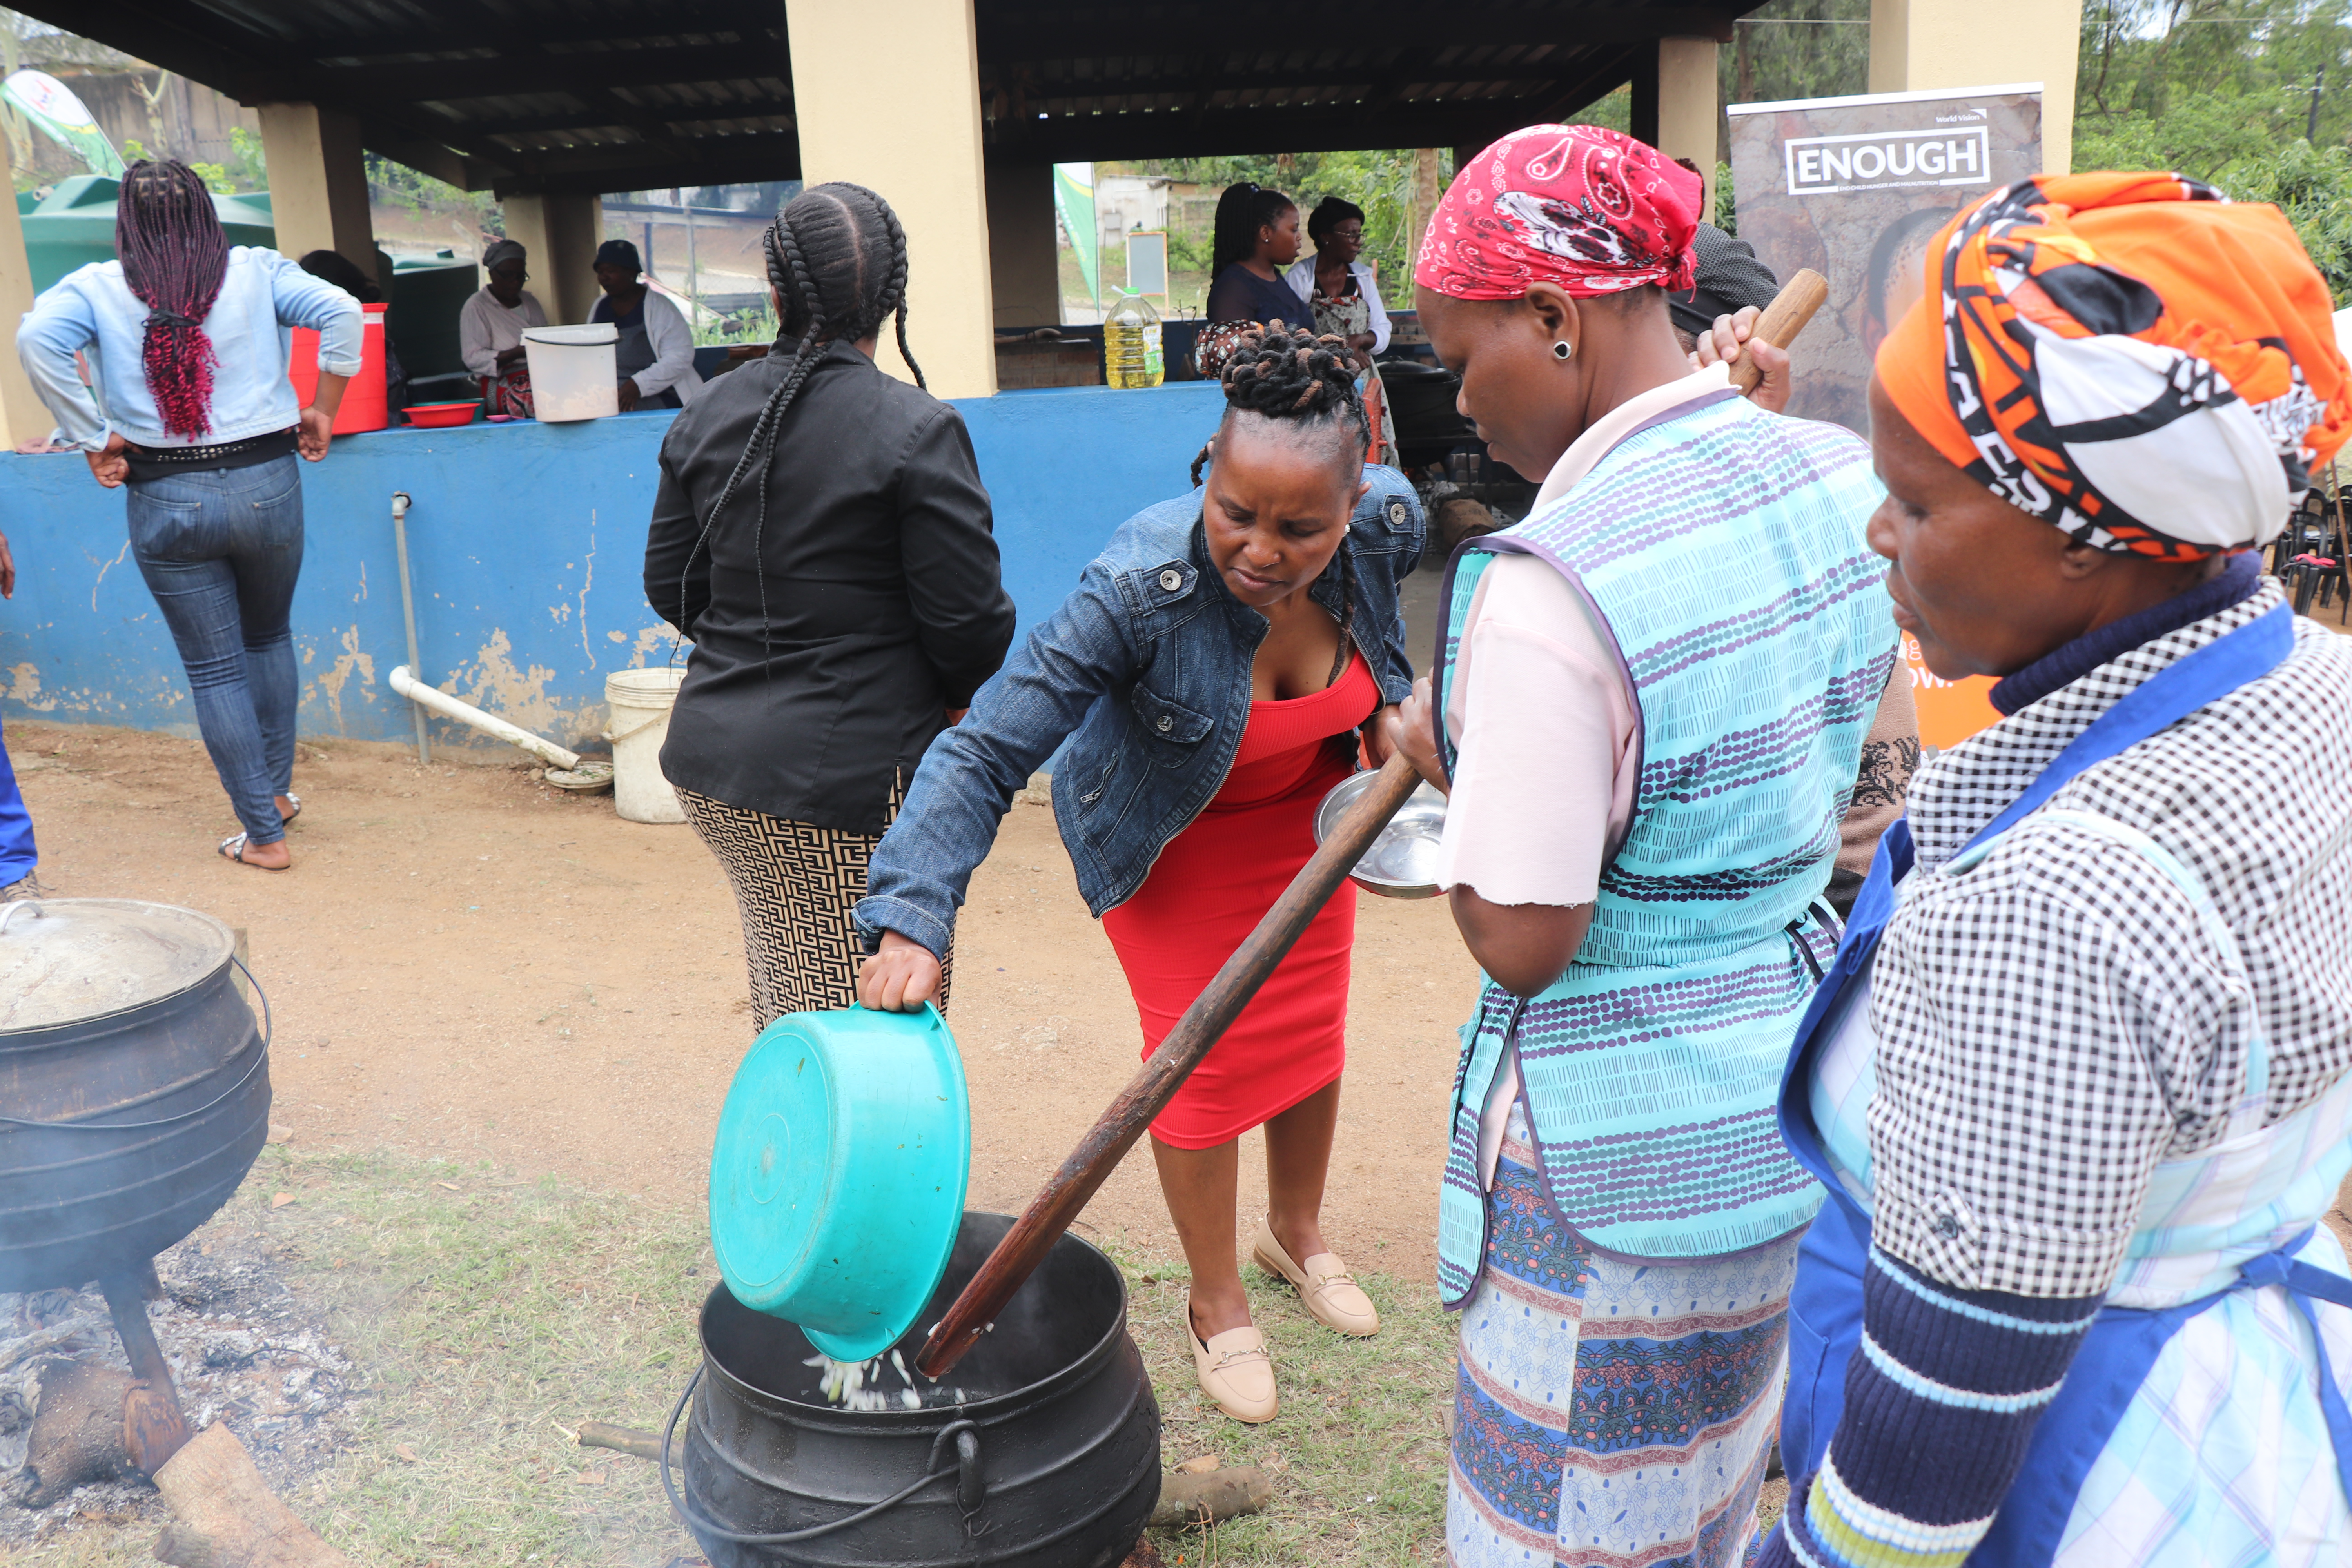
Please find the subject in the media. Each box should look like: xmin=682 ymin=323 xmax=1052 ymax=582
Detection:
xmin=1103 ymin=289 xmax=1164 ymax=389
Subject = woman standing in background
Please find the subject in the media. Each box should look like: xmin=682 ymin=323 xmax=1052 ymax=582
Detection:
xmin=1193 ymin=182 xmax=1303 ymax=376
xmin=18 ymin=159 xmax=361 ymax=873
xmin=459 ymin=238 xmax=545 ymax=417
xmin=1284 ymin=197 xmax=1390 ymax=360
xmin=643 ymin=182 xmax=1014 ymax=1027
xmin=1286 ymin=195 xmax=1396 ymax=459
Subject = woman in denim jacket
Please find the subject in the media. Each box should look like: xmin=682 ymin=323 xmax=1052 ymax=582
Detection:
xmin=856 ymin=325 xmax=1424 ymax=1423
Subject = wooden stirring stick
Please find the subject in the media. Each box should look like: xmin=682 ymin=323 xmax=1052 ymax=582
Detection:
xmin=916 ymin=751 xmax=1424 ymax=1379
xmin=1724 ymin=267 xmax=1829 ymax=397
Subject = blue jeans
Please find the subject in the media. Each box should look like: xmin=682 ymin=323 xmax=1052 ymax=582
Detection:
xmin=0 ymin=718 xmax=34 ymax=884
xmin=126 ymin=456 xmax=304 ymax=845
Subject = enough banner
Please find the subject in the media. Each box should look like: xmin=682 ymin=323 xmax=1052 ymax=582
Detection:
xmin=1730 ymin=82 xmax=2044 ymax=746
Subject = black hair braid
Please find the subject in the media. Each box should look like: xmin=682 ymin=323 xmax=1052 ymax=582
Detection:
xmin=667 ymin=183 xmax=917 ymax=675
xmin=869 ymin=194 xmax=926 ymax=390
xmin=1189 ymin=321 xmax=1368 ymax=685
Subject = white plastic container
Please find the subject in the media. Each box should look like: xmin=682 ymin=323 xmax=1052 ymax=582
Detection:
xmin=523 ymin=323 xmax=620 ymax=422
xmin=604 ymin=666 xmax=689 ymax=824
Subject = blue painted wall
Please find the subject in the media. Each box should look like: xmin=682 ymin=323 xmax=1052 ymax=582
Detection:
xmin=0 ymin=381 xmax=1227 ymax=749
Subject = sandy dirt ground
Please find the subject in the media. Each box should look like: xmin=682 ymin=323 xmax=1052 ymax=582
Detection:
xmin=2 ymin=718 xmax=1482 ymax=1287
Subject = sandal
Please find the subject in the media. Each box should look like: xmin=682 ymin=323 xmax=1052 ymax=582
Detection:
xmin=217 ymin=833 xmax=289 ymax=871
xmin=279 ymin=793 xmax=302 ymax=824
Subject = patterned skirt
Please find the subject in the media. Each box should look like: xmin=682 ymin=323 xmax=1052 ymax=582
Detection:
xmin=1447 ymin=1105 xmax=1795 ymax=1568
xmin=678 ymin=784 xmax=953 ymax=1032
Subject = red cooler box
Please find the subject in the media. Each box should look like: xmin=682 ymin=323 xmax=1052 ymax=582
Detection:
xmin=289 ymin=301 xmax=388 ymax=433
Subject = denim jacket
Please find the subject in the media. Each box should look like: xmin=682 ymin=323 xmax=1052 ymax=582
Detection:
xmin=19 ymin=248 xmax=363 ymax=452
xmin=855 ymin=463 xmax=1425 ymax=957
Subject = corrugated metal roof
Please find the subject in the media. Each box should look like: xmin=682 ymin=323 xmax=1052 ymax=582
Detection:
xmin=33 ymin=0 xmax=1753 ymax=195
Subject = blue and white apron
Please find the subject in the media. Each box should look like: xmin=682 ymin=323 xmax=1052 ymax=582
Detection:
xmin=1775 ymin=604 xmax=2352 ymax=1564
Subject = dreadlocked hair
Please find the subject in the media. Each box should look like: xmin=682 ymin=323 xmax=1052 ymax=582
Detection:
xmin=1188 ymin=321 xmax=1367 ymax=487
xmin=1189 ymin=321 xmax=1370 ymax=686
xmin=671 ymin=182 xmax=920 ymax=670
xmin=117 ymin=160 xmax=229 ymax=439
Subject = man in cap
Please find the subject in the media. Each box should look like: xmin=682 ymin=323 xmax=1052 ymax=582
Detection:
xmin=459 ymin=238 xmax=547 ymax=416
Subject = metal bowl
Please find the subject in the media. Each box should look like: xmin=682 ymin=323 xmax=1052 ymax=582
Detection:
xmin=1314 ymin=769 xmax=1448 ymax=899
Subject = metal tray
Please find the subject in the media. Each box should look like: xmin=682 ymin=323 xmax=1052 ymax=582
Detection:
xmin=1314 ymin=769 xmax=1447 ymax=900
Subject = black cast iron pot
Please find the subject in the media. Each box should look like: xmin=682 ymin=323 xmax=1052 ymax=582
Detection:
xmin=670 ymin=1211 xmax=1160 ymax=1567
xmin=0 ymin=900 xmax=270 ymax=1293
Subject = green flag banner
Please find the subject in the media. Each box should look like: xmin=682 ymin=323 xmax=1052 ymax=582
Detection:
xmin=4 ymin=70 xmax=125 ymax=178
xmin=1053 ymin=162 xmax=1096 ymax=316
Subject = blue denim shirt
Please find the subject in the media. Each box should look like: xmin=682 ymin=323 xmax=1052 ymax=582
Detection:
xmin=855 ymin=463 xmax=1425 ymax=957
xmin=18 ymin=247 xmax=363 ymax=452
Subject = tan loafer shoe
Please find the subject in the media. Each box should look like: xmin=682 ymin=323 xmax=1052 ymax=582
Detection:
xmin=1252 ymin=1220 xmax=1380 ymax=1337
xmin=1192 ymin=1323 xmax=1278 ymax=1423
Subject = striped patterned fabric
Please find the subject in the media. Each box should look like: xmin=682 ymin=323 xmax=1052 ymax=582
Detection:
xmin=1769 ymin=1249 xmax=2099 ymax=1568
xmin=1434 ymin=392 xmax=1894 ymax=1290
xmin=1448 ymin=1102 xmax=1797 ymax=1568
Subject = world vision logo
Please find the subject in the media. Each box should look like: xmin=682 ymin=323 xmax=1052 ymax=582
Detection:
xmin=1783 ymin=126 xmax=1992 ymax=195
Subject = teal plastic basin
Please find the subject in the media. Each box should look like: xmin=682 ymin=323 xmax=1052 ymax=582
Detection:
xmin=707 ymin=1005 xmax=970 ymax=1363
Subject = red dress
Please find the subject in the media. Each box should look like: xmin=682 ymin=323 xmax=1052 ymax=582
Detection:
xmin=1102 ymin=652 xmax=1380 ymax=1149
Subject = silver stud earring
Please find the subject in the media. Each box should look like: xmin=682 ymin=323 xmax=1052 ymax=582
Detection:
xmin=1552 ymin=339 xmax=1573 ymax=361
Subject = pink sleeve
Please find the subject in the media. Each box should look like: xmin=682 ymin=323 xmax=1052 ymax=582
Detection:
xmin=1435 ymin=556 xmax=1635 ymax=908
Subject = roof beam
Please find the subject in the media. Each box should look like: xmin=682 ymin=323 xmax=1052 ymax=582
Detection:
xmin=976 ymin=3 xmax=1743 ymax=59
xmin=983 ymin=98 xmax=1569 ymax=163
xmin=296 ymin=43 xmax=789 ymax=103
xmin=488 ymin=134 xmax=803 ymax=199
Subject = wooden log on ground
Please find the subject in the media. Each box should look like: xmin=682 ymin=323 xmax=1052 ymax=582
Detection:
xmin=578 ymin=1419 xmax=663 ymax=1461
xmin=151 ymin=1425 xmax=355 ymax=1568
xmin=9 ymin=1359 xmax=135 ymax=1507
xmin=1149 ymin=1464 xmax=1274 ymax=1529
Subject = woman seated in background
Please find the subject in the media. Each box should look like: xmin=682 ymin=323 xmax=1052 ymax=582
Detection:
xmin=589 ymin=238 xmax=701 ymax=412
xmin=1193 ymin=182 xmax=1302 ymax=377
xmin=855 ymin=325 xmax=1424 ymax=1426
xmin=1284 ymin=197 xmax=1389 ymax=360
xmin=459 ymin=238 xmax=544 ymax=417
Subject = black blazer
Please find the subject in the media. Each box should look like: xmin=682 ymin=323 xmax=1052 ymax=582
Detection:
xmin=643 ymin=340 xmax=1018 ymax=833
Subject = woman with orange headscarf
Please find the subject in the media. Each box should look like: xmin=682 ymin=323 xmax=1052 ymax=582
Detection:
xmin=1764 ymin=173 xmax=2352 ymax=1568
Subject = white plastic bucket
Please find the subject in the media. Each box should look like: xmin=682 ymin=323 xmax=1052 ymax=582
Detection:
xmin=604 ymin=666 xmax=688 ymax=824
xmin=523 ymin=323 xmax=619 ymax=422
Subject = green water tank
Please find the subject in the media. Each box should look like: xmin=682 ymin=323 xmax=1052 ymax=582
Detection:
xmin=387 ymin=252 xmax=479 ymax=382
xmin=21 ymin=176 xmax=276 ymax=292
xmin=18 ymin=177 xmax=479 ymax=383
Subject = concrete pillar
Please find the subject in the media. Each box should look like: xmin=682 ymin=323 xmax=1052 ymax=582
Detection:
xmin=985 ymin=158 xmax=1059 ymax=328
xmin=0 ymin=131 xmax=47 ymax=447
xmin=1871 ymin=0 xmax=2083 ymax=174
xmin=786 ymin=0 xmax=996 ymax=397
xmin=255 ymin=103 xmax=377 ymax=282
xmin=500 ymin=194 xmax=605 ymax=326
xmin=1655 ymin=38 xmax=1722 ymax=223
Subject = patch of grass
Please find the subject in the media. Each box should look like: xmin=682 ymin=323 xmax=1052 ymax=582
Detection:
xmin=6 ymin=1150 xmax=1461 ymax=1566
xmin=1112 ymin=1247 xmax=1455 ymax=1565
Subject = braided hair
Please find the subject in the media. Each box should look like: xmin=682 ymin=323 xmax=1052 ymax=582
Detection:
xmin=1210 ymin=182 xmax=1297 ymax=276
xmin=671 ymin=182 xmax=920 ymax=665
xmin=116 ymin=160 xmax=229 ymax=439
xmin=1191 ymin=321 xmax=1370 ymax=684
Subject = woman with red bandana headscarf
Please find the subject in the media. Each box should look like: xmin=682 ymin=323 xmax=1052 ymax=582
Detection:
xmin=1762 ymin=175 xmax=2352 ymax=1568
xmin=1377 ymin=125 xmax=1901 ymax=1567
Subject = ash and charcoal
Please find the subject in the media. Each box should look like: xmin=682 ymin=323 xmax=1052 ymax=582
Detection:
xmin=0 ymin=1230 xmax=357 ymax=1546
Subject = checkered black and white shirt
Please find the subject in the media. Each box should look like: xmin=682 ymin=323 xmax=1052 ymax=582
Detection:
xmin=1867 ymin=579 xmax=2352 ymax=1298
